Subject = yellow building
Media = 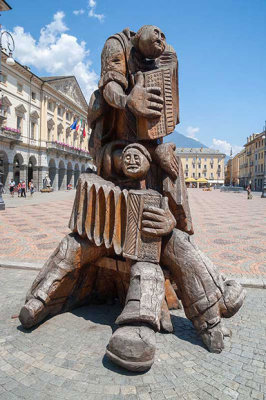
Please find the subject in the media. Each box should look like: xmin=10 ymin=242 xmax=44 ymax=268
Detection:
xmin=225 ymin=151 xmax=243 ymax=186
xmin=0 ymin=52 xmax=92 ymax=191
xmin=176 ymin=147 xmax=225 ymax=186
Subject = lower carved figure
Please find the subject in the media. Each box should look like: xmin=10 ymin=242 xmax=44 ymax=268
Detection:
xmin=19 ymin=172 xmax=245 ymax=372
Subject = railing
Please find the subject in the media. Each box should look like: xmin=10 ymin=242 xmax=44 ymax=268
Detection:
xmin=0 ymin=126 xmax=23 ymax=142
xmin=46 ymin=141 xmax=92 ymax=159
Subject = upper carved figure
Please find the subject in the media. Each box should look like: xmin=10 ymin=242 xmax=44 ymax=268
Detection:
xmin=88 ymin=25 xmax=179 ymax=164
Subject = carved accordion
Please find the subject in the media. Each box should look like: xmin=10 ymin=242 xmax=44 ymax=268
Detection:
xmin=69 ymin=174 xmax=162 ymax=263
xmin=137 ymin=67 xmax=177 ymax=140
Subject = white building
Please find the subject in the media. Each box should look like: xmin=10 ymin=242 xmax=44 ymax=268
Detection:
xmin=0 ymin=51 xmax=93 ymax=191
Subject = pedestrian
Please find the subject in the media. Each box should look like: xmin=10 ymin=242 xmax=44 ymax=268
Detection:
xmin=29 ymin=180 xmax=35 ymax=196
xmin=17 ymin=181 xmax=22 ymax=197
xmin=247 ymin=185 xmax=252 ymax=200
xmin=21 ymin=180 xmax=26 ymax=198
xmin=9 ymin=179 xmax=15 ymax=197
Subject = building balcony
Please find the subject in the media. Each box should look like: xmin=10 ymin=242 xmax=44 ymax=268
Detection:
xmin=0 ymin=126 xmax=23 ymax=145
xmin=250 ymin=161 xmax=254 ymax=166
xmin=247 ymin=151 xmax=251 ymax=156
xmin=46 ymin=141 xmax=92 ymax=160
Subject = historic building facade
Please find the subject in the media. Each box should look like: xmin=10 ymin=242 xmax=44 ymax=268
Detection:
xmin=176 ymin=147 xmax=226 ymax=186
xmin=238 ymin=132 xmax=265 ymax=190
xmin=0 ymin=52 xmax=93 ymax=191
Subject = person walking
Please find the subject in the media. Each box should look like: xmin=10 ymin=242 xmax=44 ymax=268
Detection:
xmin=9 ymin=179 xmax=15 ymax=198
xmin=21 ymin=180 xmax=26 ymax=198
xmin=17 ymin=181 xmax=22 ymax=197
xmin=247 ymin=185 xmax=252 ymax=200
xmin=29 ymin=180 xmax=35 ymax=196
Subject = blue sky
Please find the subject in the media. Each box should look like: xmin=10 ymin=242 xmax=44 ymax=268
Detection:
xmin=2 ymin=0 xmax=266 ymax=154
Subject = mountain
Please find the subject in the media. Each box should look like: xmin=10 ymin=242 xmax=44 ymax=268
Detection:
xmin=165 ymin=131 xmax=208 ymax=149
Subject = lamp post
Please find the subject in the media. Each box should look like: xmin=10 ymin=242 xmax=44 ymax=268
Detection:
xmin=0 ymin=29 xmax=15 ymax=210
xmin=261 ymin=130 xmax=266 ymax=198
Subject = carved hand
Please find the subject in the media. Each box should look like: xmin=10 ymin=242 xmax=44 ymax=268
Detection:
xmin=153 ymin=142 xmax=179 ymax=180
xmin=142 ymin=197 xmax=176 ymax=237
xmin=127 ymin=71 xmax=164 ymax=119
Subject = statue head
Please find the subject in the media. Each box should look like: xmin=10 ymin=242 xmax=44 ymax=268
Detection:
xmin=122 ymin=143 xmax=151 ymax=180
xmin=133 ymin=25 xmax=166 ymax=59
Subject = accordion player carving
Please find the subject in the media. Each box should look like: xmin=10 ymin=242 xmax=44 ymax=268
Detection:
xmin=137 ymin=68 xmax=176 ymax=140
xmin=69 ymin=175 xmax=162 ymax=263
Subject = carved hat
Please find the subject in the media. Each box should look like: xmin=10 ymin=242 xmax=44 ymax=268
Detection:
xmin=122 ymin=143 xmax=152 ymax=163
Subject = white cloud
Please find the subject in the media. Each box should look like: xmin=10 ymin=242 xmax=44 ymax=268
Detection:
xmin=11 ymin=11 xmax=98 ymax=101
xmin=211 ymin=139 xmax=243 ymax=156
xmin=73 ymin=9 xmax=85 ymax=16
xmin=186 ymin=126 xmax=200 ymax=141
xmin=88 ymin=0 xmax=104 ymax=22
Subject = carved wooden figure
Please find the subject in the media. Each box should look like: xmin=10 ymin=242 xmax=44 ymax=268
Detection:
xmin=19 ymin=25 xmax=245 ymax=372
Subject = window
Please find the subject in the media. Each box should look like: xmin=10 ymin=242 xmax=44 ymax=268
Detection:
xmin=66 ymin=112 xmax=70 ymax=121
xmin=32 ymin=92 xmax=36 ymax=101
xmin=31 ymin=122 xmax=35 ymax=139
xmin=218 ymin=172 xmax=220 ymax=177
xmin=204 ymin=164 xmax=207 ymax=169
xmin=210 ymin=173 xmax=214 ymax=179
xmin=192 ymin=164 xmax=195 ymax=169
xmin=185 ymin=172 xmax=188 ymax=177
xmin=204 ymin=158 xmax=207 ymax=161
xmin=186 ymin=157 xmax=188 ymax=161
xmin=17 ymin=116 xmax=22 ymax=132
xmin=2 ymin=74 xmax=7 ymax=84
xmin=48 ymin=101 xmax=54 ymax=112
xmin=210 ymin=164 xmax=213 ymax=169
xmin=48 ymin=128 xmax=51 ymax=141
xmin=17 ymin=82 xmax=23 ymax=93
xmin=58 ymin=106 xmax=62 ymax=117
xmin=198 ymin=173 xmax=201 ymax=178
xmin=198 ymin=157 xmax=201 ymax=161
xmin=255 ymin=166 xmax=257 ymax=173
xmin=203 ymin=172 xmax=206 ymax=177
xmin=192 ymin=172 xmax=195 ymax=178
xmin=198 ymin=164 xmax=201 ymax=169
xmin=255 ymin=154 xmax=257 ymax=160
xmin=186 ymin=164 xmax=188 ymax=169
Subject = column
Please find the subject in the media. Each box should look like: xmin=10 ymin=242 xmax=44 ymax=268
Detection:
xmin=20 ymin=165 xmax=27 ymax=184
xmin=37 ymin=166 xmax=48 ymax=191
xmin=53 ymin=168 xmax=58 ymax=191
xmin=61 ymin=169 xmax=67 ymax=190
xmin=6 ymin=163 xmax=13 ymax=191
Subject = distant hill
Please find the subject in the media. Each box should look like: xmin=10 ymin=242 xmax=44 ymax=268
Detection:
xmin=165 ymin=131 xmax=208 ymax=149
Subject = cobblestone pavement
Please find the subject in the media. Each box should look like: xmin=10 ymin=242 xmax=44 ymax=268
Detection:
xmin=0 ymin=268 xmax=265 ymax=400
xmin=0 ymin=188 xmax=265 ymax=277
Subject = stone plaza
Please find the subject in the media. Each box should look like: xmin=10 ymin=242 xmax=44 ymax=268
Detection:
xmin=0 ymin=188 xmax=265 ymax=399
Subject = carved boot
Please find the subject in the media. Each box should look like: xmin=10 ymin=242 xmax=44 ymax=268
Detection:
xmin=19 ymin=299 xmax=49 ymax=329
xmin=106 ymin=262 xmax=165 ymax=371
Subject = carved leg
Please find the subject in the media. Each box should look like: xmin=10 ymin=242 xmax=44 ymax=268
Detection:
xmin=106 ymin=262 xmax=165 ymax=372
xmin=161 ymin=229 xmax=245 ymax=353
xmin=19 ymin=233 xmax=108 ymax=329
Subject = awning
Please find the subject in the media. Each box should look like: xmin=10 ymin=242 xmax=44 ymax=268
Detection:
xmin=185 ymin=178 xmax=197 ymax=183
xmin=197 ymin=178 xmax=208 ymax=183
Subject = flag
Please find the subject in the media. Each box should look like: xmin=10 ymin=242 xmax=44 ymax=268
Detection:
xmin=70 ymin=120 xmax=77 ymax=130
xmin=82 ymin=126 xmax=86 ymax=138
xmin=76 ymin=123 xmax=80 ymax=132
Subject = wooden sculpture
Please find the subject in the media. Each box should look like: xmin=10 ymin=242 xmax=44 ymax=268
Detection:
xmin=19 ymin=25 xmax=245 ymax=372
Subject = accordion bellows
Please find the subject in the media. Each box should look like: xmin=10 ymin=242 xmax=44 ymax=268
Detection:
xmin=69 ymin=174 xmax=162 ymax=263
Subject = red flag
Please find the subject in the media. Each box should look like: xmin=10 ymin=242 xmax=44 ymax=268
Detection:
xmin=76 ymin=124 xmax=79 ymax=131
xmin=82 ymin=126 xmax=86 ymax=138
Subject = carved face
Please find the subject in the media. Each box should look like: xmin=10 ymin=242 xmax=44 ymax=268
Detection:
xmin=138 ymin=25 xmax=166 ymax=59
xmin=122 ymin=148 xmax=150 ymax=180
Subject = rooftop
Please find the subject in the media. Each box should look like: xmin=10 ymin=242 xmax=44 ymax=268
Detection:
xmin=0 ymin=0 xmax=12 ymax=11
xmin=176 ymin=147 xmax=226 ymax=156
